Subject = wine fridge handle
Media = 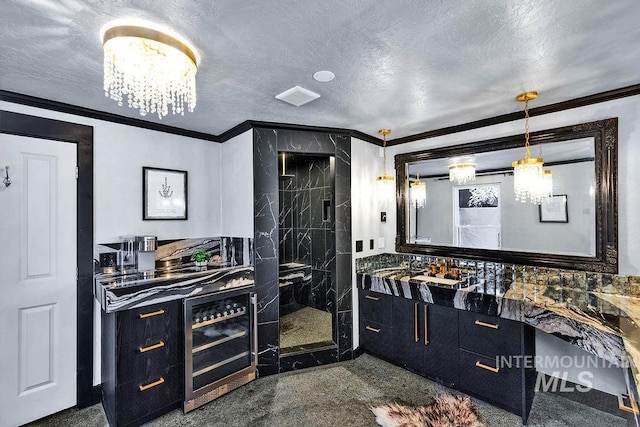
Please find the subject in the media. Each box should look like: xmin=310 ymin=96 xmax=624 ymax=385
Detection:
xmin=251 ymin=293 xmax=258 ymax=367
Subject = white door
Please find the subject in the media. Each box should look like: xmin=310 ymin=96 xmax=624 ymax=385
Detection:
xmin=0 ymin=134 xmax=77 ymax=426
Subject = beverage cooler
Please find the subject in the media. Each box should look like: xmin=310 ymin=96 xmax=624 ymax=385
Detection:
xmin=183 ymin=287 xmax=257 ymax=412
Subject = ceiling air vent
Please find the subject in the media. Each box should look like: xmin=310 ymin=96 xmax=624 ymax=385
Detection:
xmin=275 ymin=86 xmax=320 ymax=107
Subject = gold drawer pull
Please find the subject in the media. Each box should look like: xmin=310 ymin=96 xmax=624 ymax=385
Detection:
xmin=139 ymin=341 xmax=165 ymax=353
xmin=618 ymin=393 xmax=640 ymax=414
xmin=414 ymin=302 xmax=419 ymax=343
xmin=475 ymin=361 xmax=499 ymax=373
xmin=139 ymin=377 xmax=164 ymax=391
xmin=366 ymin=325 xmax=381 ymax=333
xmin=139 ymin=309 xmax=165 ymax=319
xmin=365 ymin=295 xmax=379 ymax=301
xmin=474 ymin=320 xmax=499 ymax=330
xmin=424 ymin=305 xmax=429 ymax=346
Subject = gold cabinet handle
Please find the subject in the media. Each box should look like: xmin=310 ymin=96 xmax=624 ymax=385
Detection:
xmin=365 ymin=295 xmax=379 ymax=301
xmin=139 ymin=377 xmax=164 ymax=391
xmin=424 ymin=305 xmax=429 ymax=346
xmin=139 ymin=309 xmax=165 ymax=319
xmin=414 ymin=302 xmax=419 ymax=343
xmin=475 ymin=361 xmax=499 ymax=373
xmin=618 ymin=393 xmax=640 ymax=414
xmin=139 ymin=341 xmax=164 ymax=353
xmin=365 ymin=325 xmax=380 ymax=333
xmin=474 ymin=320 xmax=499 ymax=330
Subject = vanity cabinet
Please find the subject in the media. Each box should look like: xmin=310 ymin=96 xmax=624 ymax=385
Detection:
xmin=358 ymin=289 xmax=394 ymax=361
xmin=357 ymin=289 xmax=535 ymax=424
xmin=102 ymin=300 xmax=184 ymax=427
xmin=457 ymin=310 xmax=536 ymax=424
xmin=392 ymin=297 xmax=458 ymax=386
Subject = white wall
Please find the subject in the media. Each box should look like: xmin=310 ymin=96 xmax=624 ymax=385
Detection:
xmin=351 ymin=137 xmax=389 ymax=348
xmin=220 ymin=130 xmax=254 ymax=237
xmin=0 ymin=101 xmax=222 ymax=244
xmin=383 ymin=95 xmax=640 ymax=275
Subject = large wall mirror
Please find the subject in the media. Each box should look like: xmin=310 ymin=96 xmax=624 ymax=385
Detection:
xmin=396 ymin=118 xmax=618 ymax=273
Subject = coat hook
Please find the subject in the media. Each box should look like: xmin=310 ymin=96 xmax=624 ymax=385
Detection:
xmin=3 ymin=166 xmax=11 ymax=188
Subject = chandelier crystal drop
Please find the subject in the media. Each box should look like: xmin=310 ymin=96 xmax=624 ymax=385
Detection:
xmin=448 ymin=162 xmax=476 ymax=185
xmin=102 ymin=22 xmax=198 ymax=119
xmin=512 ymin=91 xmax=553 ymax=204
xmin=376 ymin=129 xmax=395 ymax=207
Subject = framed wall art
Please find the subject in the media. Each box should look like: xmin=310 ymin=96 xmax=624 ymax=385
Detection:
xmin=539 ymin=194 xmax=568 ymax=223
xmin=143 ymin=167 xmax=188 ymax=220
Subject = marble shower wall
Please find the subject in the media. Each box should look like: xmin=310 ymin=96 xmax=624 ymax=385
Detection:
xmin=279 ymin=155 xmax=334 ymax=311
xmin=254 ymin=128 xmax=352 ymax=376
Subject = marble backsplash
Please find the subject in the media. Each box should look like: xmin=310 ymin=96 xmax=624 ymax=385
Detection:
xmin=356 ymin=253 xmax=640 ymax=298
xmin=96 ymin=236 xmax=253 ymax=268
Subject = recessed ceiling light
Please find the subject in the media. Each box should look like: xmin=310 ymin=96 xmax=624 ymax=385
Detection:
xmin=313 ymin=70 xmax=335 ymax=82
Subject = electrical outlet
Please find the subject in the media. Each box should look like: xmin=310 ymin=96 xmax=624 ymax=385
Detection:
xmin=370 ymin=239 xmax=374 ymax=250
xmin=355 ymin=240 xmax=363 ymax=252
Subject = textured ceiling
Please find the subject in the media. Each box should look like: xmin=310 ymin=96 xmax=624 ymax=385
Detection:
xmin=1 ymin=1 xmax=640 ymax=140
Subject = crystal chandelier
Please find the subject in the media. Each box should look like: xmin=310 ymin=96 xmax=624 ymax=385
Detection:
xmin=448 ymin=162 xmax=476 ymax=185
xmin=376 ymin=129 xmax=395 ymax=207
xmin=410 ymin=172 xmax=426 ymax=208
xmin=101 ymin=21 xmax=199 ymax=119
xmin=512 ymin=91 xmax=553 ymax=204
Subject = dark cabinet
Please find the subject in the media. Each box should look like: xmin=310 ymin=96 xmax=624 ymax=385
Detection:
xmin=457 ymin=310 xmax=535 ymax=424
xmin=358 ymin=289 xmax=394 ymax=361
xmin=392 ymin=297 xmax=458 ymax=386
xmin=357 ymin=289 xmax=535 ymax=425
xmin=102 ymin=301 xmax=184 ymax=427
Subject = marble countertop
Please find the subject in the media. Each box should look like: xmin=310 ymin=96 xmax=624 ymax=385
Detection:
xmin=95 ymin=263 xmax=254 ymax=313
xmin=357 ymin=265 xmax=640 ymax=391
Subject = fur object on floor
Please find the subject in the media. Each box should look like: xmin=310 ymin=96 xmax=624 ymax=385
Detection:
xmin=371 ymin=394 xmax=484 ymax=427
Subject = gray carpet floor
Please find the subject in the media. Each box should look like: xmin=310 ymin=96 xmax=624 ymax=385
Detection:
xmin=27 ymin=353 xmax=626 ymax=427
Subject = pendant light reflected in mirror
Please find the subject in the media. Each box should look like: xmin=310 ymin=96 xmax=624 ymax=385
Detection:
xmin=410 ymin=172 xmax=426 ymax=209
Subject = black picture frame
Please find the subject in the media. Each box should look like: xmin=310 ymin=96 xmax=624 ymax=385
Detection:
xmin=143 ymin=167 xmax=188 ymax=220
xmin=539 ymin=194 xmax=569 ymax=223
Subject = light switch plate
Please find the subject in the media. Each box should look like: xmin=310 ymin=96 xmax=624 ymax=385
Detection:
xmin=370 ymin=239 xmax=374 ymax=250
xmin=355 ymin=240 xmax=363 ymax=253
xmin=378 ymin=237 xmax=385 ymax=249
xmin=380 ymin=212 xmax=387 ymax=222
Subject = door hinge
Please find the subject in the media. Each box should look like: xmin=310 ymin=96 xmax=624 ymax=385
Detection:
xmin=75 ymin=166 xmax=79 ymax=179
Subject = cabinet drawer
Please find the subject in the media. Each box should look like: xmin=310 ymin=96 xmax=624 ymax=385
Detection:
xmin=458 ymin=349 xmax=522 ymax=413
xmin=359 ymin=320 xmax=393 ymax=360
xmin=118 ymin=302 xmax=179 ymax=345
xmin=359 ymin=290 xmax=392 ymax=326
xmin=458 ymin=311 xmax=521 ymax=357
xmin=116 ymin=363 xmax=182 ymax=425
xmin=118 ymin=337 xmax=180 ymax=382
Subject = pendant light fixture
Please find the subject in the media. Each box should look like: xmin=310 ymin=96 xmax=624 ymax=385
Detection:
xmin=410 ymin=172 xmax=426 ymax=208
xmin=512 ymin=91 xmax=553 ymax=204
xmin=101 ymin=20 xmax=199 ymax=119
xmin=376 ymin=129 xmax=395 ymax=207
xmin=448 ymin=161 xmax=476 ymax=185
